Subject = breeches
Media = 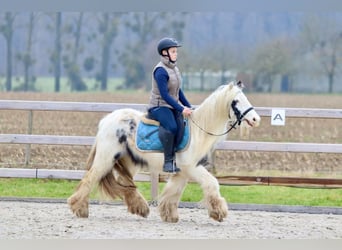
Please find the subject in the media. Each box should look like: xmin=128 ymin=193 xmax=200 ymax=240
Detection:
xmin=148 ymin=106 xmax=185 ymax=145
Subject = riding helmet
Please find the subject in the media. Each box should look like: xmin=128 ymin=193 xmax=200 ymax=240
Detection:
xmin=157 ymin=37 xmax=182 ymax=55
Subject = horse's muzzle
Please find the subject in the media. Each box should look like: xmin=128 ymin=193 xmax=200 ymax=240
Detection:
xmin=244 ymin=114 xmax=261 ymax=127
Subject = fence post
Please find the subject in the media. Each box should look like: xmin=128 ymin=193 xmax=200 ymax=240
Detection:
xmin=150 ymin=172 xmax=159 ymax=204
xmin=25 ymin=110 xmax=33 ymax=166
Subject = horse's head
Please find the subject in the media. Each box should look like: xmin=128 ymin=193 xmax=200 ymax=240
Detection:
xmin=228 ymin=81 xmax=260 ymax=128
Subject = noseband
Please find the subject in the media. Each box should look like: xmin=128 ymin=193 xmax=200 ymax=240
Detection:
xmin=189 ymin=99 xmax=254 ymax=137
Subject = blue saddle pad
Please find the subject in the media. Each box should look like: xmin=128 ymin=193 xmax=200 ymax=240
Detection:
xmin=136 ymin=119 xmax=190 ymax=152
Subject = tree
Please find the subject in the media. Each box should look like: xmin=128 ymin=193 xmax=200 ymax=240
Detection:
xmin=248 ymin=37 xmax=296 ymax=92
xmin=321 ymin=33 xmax=342 ymax=93
xmin=53 ymin=12 xmax=62 ymax=92
xmin=16 ymin=12 xmax=38 ymax=91
xmin=96 ymin=12 xmax=120 ymax=91
xmin=63 ymin=12 xmax=87 ymax=91
xmin=181 ymin=42 xmax=238 ymax=91
xmin=121 ymin=12 xmax=186 ymax=89
xmin=0 ymin=12 xmax=16 ymax=91
xmin=299 ymin=15 xmax=342 ymax=93
xmin=318 ymin=32 xmax=342 ymax=93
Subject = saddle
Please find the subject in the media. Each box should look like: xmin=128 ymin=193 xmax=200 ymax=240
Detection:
xmin=135 ymin=114 xmax=190 ymax=152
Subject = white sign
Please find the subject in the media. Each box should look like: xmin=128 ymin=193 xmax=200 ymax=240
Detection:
xmin=271 ymin=109 xmax=285 ymax=126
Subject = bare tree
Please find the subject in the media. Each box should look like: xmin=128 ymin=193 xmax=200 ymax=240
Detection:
xmin=44 ymin=12 xmax=63 ymax=92
xmin=54 ymin=12 xmax=62 ymax=92
xmin=63 ymin=12 xmax=87 ymax=91
xmin=96 ymin=12 xmax=121 ymax=91
xmin=299 ymin=15 xmax=342 ymax=93
xmin=121 ymin=12 xmax=186 ymax=89
xmin=16 ymin=12 xmax=39 ymax=91
xmin=0 ymin=12 xmax=16 ymax=91
xmin=182 ymin=43 xmax=238 ymax=91
xmin=248 ymin=37 xmax=296 ymax=92
xmin=319 ymin=32 xmax=342 ymax=93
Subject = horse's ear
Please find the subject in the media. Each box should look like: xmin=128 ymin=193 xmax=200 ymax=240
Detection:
xmin=236 ymin=80 xmax=245 ymax=89
xmin=227 ymin=82 xmax=234 ymax=90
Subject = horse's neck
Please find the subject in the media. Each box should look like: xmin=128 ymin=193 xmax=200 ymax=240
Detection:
xmin=190 ymin=88 xmax=236 ymax=148
xmin=193 ymin=89 xmax=235 ymax=134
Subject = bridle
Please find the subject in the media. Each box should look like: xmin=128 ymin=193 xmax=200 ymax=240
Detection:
xmin=189 ymin=99 xmax=254 ymax=137
xmin=231 ymin=100 xmax=255 ymax=127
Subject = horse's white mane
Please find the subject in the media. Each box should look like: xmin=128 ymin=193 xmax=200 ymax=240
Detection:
xmin=196 ymin=82 xmax=239 ymax=114
xmin=191 ymin=81 xmax=240 ymax=136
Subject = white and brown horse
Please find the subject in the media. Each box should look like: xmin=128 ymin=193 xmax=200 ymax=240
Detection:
xmin=67 ymin=81 xmax=260 ymax=223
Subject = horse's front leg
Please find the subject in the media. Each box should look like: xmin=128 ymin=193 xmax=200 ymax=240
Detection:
xmin=158 ymin=174 xmax=188 ymax=223
xmin=190 ymin=165 xmax=228 ymax=222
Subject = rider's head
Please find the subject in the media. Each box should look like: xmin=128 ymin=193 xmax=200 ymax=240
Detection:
xmin=157 ymin=37 xmax=181 ymax=63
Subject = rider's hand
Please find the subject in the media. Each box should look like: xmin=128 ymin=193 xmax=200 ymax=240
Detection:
xmin=182 ymin=107 xmax=193 ymax=117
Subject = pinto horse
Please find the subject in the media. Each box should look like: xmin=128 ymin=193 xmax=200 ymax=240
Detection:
xmin=67 ymin=81 xmax=260 ymax=223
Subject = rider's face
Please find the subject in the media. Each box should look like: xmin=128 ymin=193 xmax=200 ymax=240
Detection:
xmin=162 ymin=47 xmax=178 ymax=62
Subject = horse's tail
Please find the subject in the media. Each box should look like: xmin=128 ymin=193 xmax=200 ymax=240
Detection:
xmin=86 ymin=134 xmax=137 ymax=201
xmin=98 ymin=159 xmax=137 ymax=201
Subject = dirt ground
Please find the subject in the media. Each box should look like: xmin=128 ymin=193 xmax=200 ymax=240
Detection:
xmin=0 ymin=199 xmax=342 ymax=239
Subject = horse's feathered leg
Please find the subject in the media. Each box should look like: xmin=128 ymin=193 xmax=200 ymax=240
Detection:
xmin=188 ymin=164 xmax=228 ymax=222
xmin=68 ymin=108 xmax=152 ymax=219
xmin=67 ymin=138 xmax=122 ymax=218
xmin=67 ymin=143 xmax=98 ymax=218
xmin=158 ymin=174 xmax=188 ymax=223
xmin=99 ymin=157 xmax=150 ymax=218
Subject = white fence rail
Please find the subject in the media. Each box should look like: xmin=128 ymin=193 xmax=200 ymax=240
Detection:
xmin=0 ymin=100 xmax=341 ymax=198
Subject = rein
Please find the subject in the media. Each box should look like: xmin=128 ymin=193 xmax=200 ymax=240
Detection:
xmin=189 ymin=103 xmax=254 ymax=137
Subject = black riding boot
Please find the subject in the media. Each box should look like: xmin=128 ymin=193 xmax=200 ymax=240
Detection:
xmin=159 ymin=127 xmax=181 ymax=173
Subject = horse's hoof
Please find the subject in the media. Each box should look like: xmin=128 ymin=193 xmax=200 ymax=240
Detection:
xmin=75 ymin=208 xmax=89 ymax=218
xmin=128 ymin=202 xmax=150 ymax=218
xmin=207 ymin=197 xmax=228 ymax=222
xmin=209 ymin=211 xmax=225 ymax=222
xmin=68 ymin=196 xmax=89 ymax=218
xmin=138 ymin=206 xmax=150 ymax=218
xmin=162 ymin=215 xmax=179 ymax=223
xmin=209 ymin=206 xmax=228 ymax=222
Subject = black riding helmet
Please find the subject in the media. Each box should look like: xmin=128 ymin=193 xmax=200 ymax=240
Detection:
xmin=157 ymin=37 xmax=181 ymax=63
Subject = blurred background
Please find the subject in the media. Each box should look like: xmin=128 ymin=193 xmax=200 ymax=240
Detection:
xmin=0 ymin=12 xmax=341 ymax=178
xmin=0 ymin=12 xmax=341 ymax=93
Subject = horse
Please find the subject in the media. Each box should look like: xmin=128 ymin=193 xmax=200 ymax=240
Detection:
xmin=67 ymin=81 xmax=261 ymax=223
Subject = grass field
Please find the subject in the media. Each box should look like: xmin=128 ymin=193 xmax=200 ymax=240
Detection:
xmin=1 ymin=77 xmax=124 ymax=93
xmin=1 ymin=178 xmax=342 ymax=207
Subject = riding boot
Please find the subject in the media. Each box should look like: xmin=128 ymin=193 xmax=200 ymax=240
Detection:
xmin=159 ymin=127 xmax=181 ymax=173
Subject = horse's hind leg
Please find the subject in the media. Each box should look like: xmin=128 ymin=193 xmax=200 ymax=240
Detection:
xmin=67 ymin=142 xmax=117 ymax=218
xmin=123 ymin=185 xmax=150 ymax=218
xmin=68 ymin=167 xmax=100 ymax=218
xmin=158 ymin=174 xmax=188 ymax=223
xmin=189 ymin=165 xmax=228 ymax=222
xmin=102 ymin=158 xmax=150 ymax=218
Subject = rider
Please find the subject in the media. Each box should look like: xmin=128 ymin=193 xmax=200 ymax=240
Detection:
xmin=148 ymin=37 xmax=193 ymax=173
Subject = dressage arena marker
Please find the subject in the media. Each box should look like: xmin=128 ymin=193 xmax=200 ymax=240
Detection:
xmin=271 ymin=109 xmax=285 ymax=126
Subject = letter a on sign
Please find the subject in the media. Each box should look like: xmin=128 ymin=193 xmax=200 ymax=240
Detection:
xmin=271 ymin=109 xmax=285 ymax=126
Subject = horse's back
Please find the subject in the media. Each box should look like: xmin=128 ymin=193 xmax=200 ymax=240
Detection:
xmin=99 ymin=108 xmax=143 ymax=127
